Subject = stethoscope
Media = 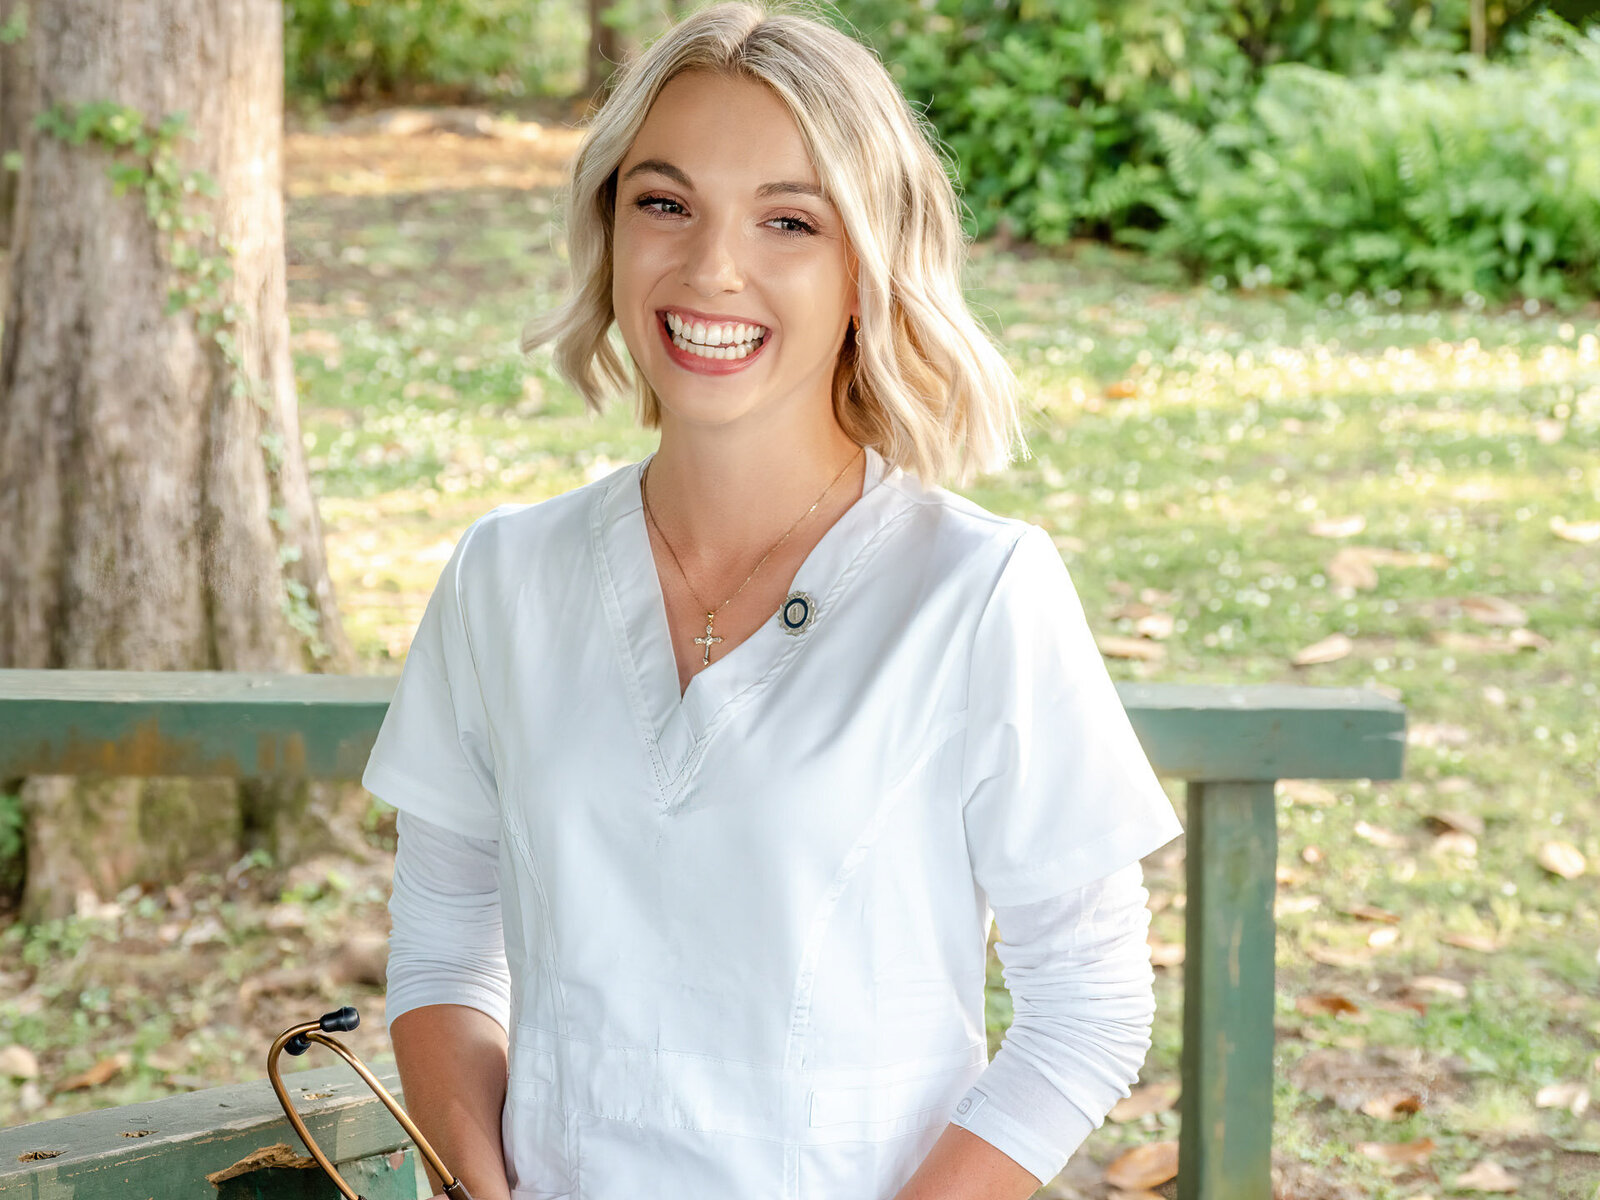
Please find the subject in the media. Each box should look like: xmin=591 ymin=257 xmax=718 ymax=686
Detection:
xmin=268 ymin=1006 xmax=475 ymax=1200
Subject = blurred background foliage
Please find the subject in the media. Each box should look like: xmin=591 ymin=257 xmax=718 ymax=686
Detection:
xmin=282 ymin=0 xmax=1600 ymax=302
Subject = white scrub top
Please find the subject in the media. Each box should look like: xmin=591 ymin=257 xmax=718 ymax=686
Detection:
xmin=363 ymin=445 xmax=1183 ymax=1200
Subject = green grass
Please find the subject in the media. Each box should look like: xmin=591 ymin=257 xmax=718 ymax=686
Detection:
xmin=2 ymin=132 xmax=1598 ymax=1198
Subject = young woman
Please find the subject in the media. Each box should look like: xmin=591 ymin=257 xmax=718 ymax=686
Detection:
xmin=367 ymin=5 xmax=1182 ymax=1199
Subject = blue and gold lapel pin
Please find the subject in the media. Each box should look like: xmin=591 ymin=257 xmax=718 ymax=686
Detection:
xmin=778 ymin=591 xmax=815 ymax=635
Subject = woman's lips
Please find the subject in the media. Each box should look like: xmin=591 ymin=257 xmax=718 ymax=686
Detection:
xmin=657 ymin=313 xmax=770 ymax=376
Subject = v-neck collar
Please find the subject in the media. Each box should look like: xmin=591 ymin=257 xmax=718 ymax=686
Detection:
xmin=591 ymin=444 xmax=906 ymax=807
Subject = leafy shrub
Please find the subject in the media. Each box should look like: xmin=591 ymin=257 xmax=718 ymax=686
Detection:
xmin=844 ymin=0 xmax=1525 ymax=245
xmin=284 ymin=0 xmax=590 ymax=102
xmin=1125 ymin=17 xmax=1600 ymax=301
xmin=847 ymin=0 xmax=1259 ymax=244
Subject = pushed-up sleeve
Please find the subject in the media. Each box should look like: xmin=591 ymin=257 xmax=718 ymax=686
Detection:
xmin=362 ymin=518 xmax=501 ymax=842
xmin=960 ymin=524 xmax=1182 ymax=907
xmin=386 ymin=810 xmax=512 ymax=1035
xmin=950 ymin=863 xmax=1158 ymax=1184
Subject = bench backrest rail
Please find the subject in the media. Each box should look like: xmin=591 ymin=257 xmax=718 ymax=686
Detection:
xmin=0 ymin=669 xmax=1406 ymax=1200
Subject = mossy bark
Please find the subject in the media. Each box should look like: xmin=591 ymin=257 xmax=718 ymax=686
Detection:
xmin=0 ymin=0 xmax=361 ymax=921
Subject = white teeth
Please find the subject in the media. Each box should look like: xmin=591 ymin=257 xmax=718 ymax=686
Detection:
xmin=662 ymin=312 xmax=766 ymax=348
xmin=671 ymin=333 xmax=758 ymax=361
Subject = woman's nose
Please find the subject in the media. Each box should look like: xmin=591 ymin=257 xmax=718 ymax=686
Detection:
xmin=681 ymin=217 xmax=744 ymax=295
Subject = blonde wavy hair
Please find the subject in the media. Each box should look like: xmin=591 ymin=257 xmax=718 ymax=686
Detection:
xmin=521 ymin=0 xmax=1024 ymax=486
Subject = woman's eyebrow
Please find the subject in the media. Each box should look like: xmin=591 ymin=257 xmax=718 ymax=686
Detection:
xmin=620 ymin=158 xmax=830 ymax=203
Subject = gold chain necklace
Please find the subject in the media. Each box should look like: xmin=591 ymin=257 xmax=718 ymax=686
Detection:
xmin=641 ymin=445 xmax=864 ymax=668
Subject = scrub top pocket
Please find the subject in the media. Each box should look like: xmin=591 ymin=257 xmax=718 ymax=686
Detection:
xmin=799 ymin=1055 xmax=984 ymax=1197
xmin=504 ymin=1028 xmax=576 ymax=1199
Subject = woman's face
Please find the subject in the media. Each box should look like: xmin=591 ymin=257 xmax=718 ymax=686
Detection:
xmin=612 ymin=70 xmax=857 ymax=433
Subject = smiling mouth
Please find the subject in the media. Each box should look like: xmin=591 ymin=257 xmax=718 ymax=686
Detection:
xmin=659 ymin=311 xmax=768 ymax=362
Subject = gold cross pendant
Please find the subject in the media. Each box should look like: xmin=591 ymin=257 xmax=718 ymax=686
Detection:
xmin=693 ymin=612 xmax=724 ymax=666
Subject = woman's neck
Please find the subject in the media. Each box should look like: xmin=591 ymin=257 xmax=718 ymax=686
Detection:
xmin=643 ymin=417 xmax=865 ymax=565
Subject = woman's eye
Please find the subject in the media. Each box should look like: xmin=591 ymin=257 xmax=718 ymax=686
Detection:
xmin=771 ymin=215 xmax=817 ymax=236
xmin=636 ymin=194 xmax=684 ymax=216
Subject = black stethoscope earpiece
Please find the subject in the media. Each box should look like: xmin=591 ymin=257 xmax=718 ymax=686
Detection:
xmin=268 ymin=1005 xmax=474 ymax=1200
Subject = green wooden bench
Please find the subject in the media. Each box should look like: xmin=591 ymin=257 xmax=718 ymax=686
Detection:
xmin=0 ymin=669 xmax=1406 ymax=1200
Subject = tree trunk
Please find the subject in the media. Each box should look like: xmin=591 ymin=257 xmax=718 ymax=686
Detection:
xmin=0 ymin=0 xmax=360 ymax=921
xmin=0 ymin=0 xmax=33 ymax=299
xmin=587 ymin=0 xmax=623 ymax=99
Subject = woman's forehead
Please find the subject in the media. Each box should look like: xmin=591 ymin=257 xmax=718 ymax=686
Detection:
xmin=620 ymin=71 xmax=823 ymax=195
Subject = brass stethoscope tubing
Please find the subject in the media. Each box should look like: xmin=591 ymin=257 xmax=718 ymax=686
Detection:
xmin=267 ymin=1007 xmax=473 ymax=1200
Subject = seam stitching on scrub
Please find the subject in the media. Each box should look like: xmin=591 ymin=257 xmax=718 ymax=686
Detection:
xmin=590 ymin=465 xmax=673 ymax=801
xmin=780 ymin=709 xmax=969 ymax=1077
xmin=503 ymin=820 xmax=570 ymax=1043
xmin=450 ymin=507 xmax=507 ymax=817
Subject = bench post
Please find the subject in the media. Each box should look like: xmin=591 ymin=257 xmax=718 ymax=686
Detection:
xmin=1178 ymin=779 xmax=1278 ymax=1200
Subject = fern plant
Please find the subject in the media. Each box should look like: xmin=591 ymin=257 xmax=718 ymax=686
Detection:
xmin=1122 ymin=14 xmax=1600 ymax=301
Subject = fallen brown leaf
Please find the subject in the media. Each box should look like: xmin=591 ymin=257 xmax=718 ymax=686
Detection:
xmin=1108 ymin=1082 xmax=1181 ymax=1123
xmin=0 ymin=1045 xmax=40 ymax=1080
xmin=1453 ymin=1159 xmax=1519 ymax=1192
xmin=1408 ymin=975 xmax=1467 ymax=999
xmin=1105 ymin=1140 xmax=1180 ymax=1190
xmin=1279 ymin=780 xmax=1339 ymax=807
xmin=1296 ymin=994 xmax=1365 ymax=1019
xmin=1360 ymin=1090 xmax=1423 ymax=1120
xmin=1343 ymin=904 xmax=1401 ymax=924
xmin=1442 ymin=932 xmax=1500 ymax=953
xmin=1358 ymin=1137 xmax=1436 ymax=1166
xmin=1424 ymin=810 xmax=1485 ymax=837
xmin=1430 ymin=630 xmax=1533 ymax=655
xmin=1536 ymin=840 xmax=1587 ymax=880
xmin=1355 ymin=821 xmax=1408 ymax=850
xmin=1098 ymin=634 xmax=1167 ymax=661
xmin=1534 ymin=1081 xmax=1591 ymax=1116
xmin=1429 ymin=831 xmax=1479 ymax=858
xmin=1458 ymin=595 xmax=1528 ymax=626
xmin=1292 ymin=633 xmax=1354 ymax=666
xmin=1328 ymin=547 xmax=1380 ymax=590
xmin=1134 ymin=612 xmax=1174 ymax=640
xmin=1310 ymin=515 xmax=1367 ymax=539
xmin=1550 ymin=515 xmax=1600 ymax=544
xmin=1507 ymin=627 xmax=1550 ymax=651
xmin=56 ymin=1052 xmax=132 ymax=1093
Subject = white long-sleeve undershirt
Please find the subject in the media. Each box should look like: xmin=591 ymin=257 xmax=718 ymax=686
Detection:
xmin=385 ymin=809 xmax=1159 ymax=1186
